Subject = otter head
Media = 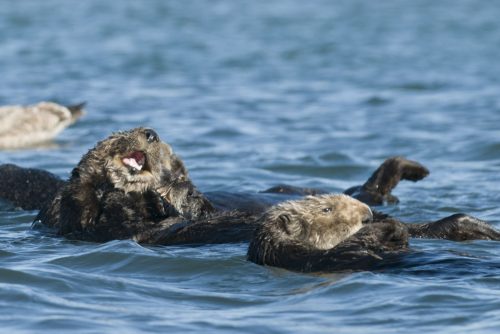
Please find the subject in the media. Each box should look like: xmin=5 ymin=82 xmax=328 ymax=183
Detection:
xmin=76 ymin=127 xmax=167 ymax=193
xmin=266 ymin=194 xmax=373 ymax=250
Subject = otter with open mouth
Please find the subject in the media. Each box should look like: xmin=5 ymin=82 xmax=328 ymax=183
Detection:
xmin=34 ymin=127 xmax=214 ymax=241
xmin=0 ymin=128 xmax=498 ymax=247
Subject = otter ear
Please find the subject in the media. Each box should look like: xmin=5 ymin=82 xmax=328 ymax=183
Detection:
xmin=278 ymin=213 xmax=291 ymax=225
xmin=278 ymin=214 xmax=302 ymax=236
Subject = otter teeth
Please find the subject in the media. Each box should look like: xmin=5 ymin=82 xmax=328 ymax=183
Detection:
xmin=122 ymin=151 xmax=146 ymax=171
xmin=123 ymin=157 xmax=143 ymax=171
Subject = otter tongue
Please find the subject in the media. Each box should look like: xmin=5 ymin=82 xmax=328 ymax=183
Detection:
xmin=122 ymin=151 xmax=145 ymax=171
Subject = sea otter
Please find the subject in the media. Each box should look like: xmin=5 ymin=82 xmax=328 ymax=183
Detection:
xmin=32 ymin=127 xmax=214 ymax=241
xmin=0 ymin=128 xmax=498 ymax=245
xmin=247 ymin=195 xmax=500 ymax=272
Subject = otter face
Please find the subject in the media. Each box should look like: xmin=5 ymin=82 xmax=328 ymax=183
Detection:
xmin=267 ymin=194 xmax=373 ymax=250
xmin=99 ymin=127 xmax=165 ymax=193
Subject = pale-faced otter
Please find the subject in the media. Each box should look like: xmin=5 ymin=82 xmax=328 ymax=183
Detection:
xmin=248 ymin=195 xmax=500 ymax=273
xmin=247 ymin=195 xmax=500 ymax=272
xmin=258 ymin=194 xmax=373 ymax=250
xmin=0 ymin=102 xmax=85 ymax=149
xmin=248 ymin=195 xmax=410 ymax=272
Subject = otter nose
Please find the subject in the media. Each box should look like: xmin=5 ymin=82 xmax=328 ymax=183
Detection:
xmin=144 ymin=129 xmax=159 ymax=143
xmin=362 ymin=208 xmax=373 ymax=224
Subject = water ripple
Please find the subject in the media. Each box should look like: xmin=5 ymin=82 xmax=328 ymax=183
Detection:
xmin=2 ymin=0 xmax=500 ymax=333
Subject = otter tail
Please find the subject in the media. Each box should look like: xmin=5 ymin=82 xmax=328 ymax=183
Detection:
xmin=0 ymin=164 xmax=66 ymax=210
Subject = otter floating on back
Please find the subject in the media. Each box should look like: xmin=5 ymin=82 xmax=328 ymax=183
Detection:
xmin=247 ymin=195 xmax=500 ymax=272
xmin=0 ymin=128 xmax=498 ymax=265
xmin=247 ymin=194 xmax=409 ymax=272
xmin=0 ymin=101 xmax=85 ymax=149
xmin=34 ymin=127 xmax=214 ymax=242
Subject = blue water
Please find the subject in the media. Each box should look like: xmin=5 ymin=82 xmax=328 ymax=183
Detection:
xmin=1 ymin=0 xmax=500 ymax=333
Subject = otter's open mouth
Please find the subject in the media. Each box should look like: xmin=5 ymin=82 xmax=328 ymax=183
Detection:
xmin=122 ymin=151 xmax=146 ymax=172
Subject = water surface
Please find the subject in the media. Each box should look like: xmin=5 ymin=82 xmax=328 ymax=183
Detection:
xmin=1 ymin=1 xmax=500 ymax=333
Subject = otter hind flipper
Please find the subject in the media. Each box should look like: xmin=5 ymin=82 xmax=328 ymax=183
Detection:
xmin=363 ymin=156 xmax=430 ymax=195
xmin=398 ymin=158 xmax=430 ymax=182
xmin=407 ymin=214 xmax=500 ymax=241
xmin=345 ymin=157 xmax=429 ymax=206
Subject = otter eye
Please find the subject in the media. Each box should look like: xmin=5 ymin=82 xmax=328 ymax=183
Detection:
xmin=322 ymin=207 xmax=332 ymax=213
xmin=144 ymin=129 xmax=159 ymax=143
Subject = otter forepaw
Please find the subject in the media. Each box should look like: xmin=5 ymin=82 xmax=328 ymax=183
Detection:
xmin=144 ymin=190 xmax=178 ymax=221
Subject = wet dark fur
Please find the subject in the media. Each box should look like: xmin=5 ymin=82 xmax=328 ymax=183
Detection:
xmin=0 ymin=164 xmax=65 ymax=210
xmin=34 ymin=127 xmax=164 ymax=237
xmin=0 ymin=148 xmax=498 ymax=250
xmin=344 ymin=157 xmax=430 ymax=205
xmin=405 ymin=213 xmax=500 ymax=241
xmin=264 ymin=157 xmax=430 ymax=206
xmin=32 ymin=127 xmax=214 ymax=242
xmin=135 ymin=210 xmax=257 ymax=245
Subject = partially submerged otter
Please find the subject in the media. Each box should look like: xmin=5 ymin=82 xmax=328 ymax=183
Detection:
xmin=247 ymin=195 xmax=500 ymax=272
xmin=33 ymin=127 xmax=214 ymax=241
xmin=0 ymin=128 xmax=498 ymax=248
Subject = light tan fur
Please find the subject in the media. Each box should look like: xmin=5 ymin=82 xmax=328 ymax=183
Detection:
xmin=265 ymin=194 xmax=372 ymax=250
